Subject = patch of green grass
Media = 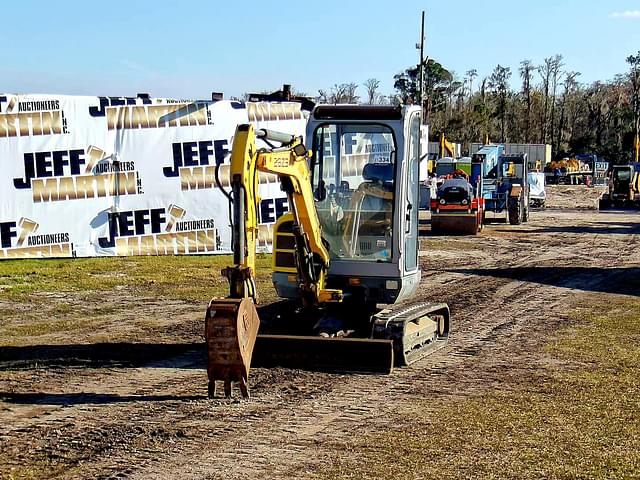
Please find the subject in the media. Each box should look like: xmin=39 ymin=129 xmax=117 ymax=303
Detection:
xmin=85 ymin=304 xmax=126 ymax=317
xmin=0 ymin=254 xmax=275 ymax=302
xmin=420 ymin=237 xmax=480 ymax=252
xmin=52 ymin=303 xmax=72 ymax=315
xmin=315 ymin=296 xmax=640 ymax=480
xmin=2 ymin=318 xmax=86 ymax=338
xmin=0 ymin=255 xmax=280 ymax=344
xmin=0 ymin=462 xmax=66 ymax=480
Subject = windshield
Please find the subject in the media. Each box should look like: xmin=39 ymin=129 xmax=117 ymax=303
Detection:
xmin=501 ymin=160 xmax=524 ymax=179
xmin=312 ymin=123 xmax=396 ymax=262
xmin=436 ymin=163 xmax=456 ymax=176
xmin=614 ymin=169 xmax=631 ymax=181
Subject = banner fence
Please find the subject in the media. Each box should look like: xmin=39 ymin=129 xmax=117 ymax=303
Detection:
xmin=0 ymin=94 xmax=307 ymax=259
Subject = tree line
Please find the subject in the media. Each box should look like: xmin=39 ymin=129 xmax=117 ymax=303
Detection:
xmin=310 ymin=51 xmax=640 ymax=162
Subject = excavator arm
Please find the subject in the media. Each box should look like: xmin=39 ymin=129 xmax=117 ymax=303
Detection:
xmin=205 ymin=124 xmax=341 ymax=398
xmin=440 ymin=133 xmax=456 ymax=158
xmin=226 ymin=123 xmax=341 ymax=305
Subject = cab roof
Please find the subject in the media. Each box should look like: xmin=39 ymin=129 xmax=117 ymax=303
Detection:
xmin=312 ymin=105 xmax=407 ymax=121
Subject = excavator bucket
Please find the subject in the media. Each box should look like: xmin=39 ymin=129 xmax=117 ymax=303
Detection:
xmin=431 ymin=214 xmax=479 ymax=235
xmin=205 ymin=297 xmax=260 ymax=398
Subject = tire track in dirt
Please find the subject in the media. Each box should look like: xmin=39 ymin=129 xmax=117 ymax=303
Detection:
xmin=1 ymin=208 xmax=638 ymax=479
xmin=127 ymin=218 xmax=625 ymax=479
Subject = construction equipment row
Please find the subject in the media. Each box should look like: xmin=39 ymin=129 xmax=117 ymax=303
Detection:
xmin=429 ymin=143 xmax=531 ymax=234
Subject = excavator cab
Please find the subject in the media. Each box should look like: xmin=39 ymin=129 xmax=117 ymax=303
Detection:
xmin=274 ymin=105 xmax=423 ymax=306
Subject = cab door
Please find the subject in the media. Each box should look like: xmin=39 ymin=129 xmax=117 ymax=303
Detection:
xmin=404 ymin=113 xmax=421 ymax=273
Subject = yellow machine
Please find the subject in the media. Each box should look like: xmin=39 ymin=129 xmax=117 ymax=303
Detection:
xmin=206 ymin=106 xmax=450 ymax=398
xmin=440 ymin=133 xmax=456 ymax=158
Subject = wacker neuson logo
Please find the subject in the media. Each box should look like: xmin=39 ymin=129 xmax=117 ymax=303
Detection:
xmin=97 ymin=205 xmax=221 ymax=255
xmin=0 ymin=96 xmax=69 ymax=137
xmin=0 ymin=217 xmax=71 ymax=258
xmin=13 ymin=146 xmax=143 ymax=203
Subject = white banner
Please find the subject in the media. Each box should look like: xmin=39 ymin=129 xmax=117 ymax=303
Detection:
xmin=0 ymin=94 xmax=307 ymax=258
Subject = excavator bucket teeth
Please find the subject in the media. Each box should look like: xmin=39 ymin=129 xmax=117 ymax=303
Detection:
xmin=432 ymin=215 xmax=479 ymax=235
xmin=252 ymin=335 xmax=394 ymax=374
xmin=205 ymin=297 xmax=260 ymax=398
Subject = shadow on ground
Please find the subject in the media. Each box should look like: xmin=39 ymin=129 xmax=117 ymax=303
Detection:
xmin=0 ymin=342 xmax=205 ymax=370
xmin=0 ymin=301 xmax=299 ymax=372
xmin=494 ymin=218 xmax=640 ymax=235
xmin=0 ymin=391 xmax=205 ymax=405
xmin=447 ymin=266 xmax=640 ymax=297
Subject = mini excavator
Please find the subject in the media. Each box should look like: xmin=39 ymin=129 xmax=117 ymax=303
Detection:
xmin=205 ymin=105 xmax=450 ymax=398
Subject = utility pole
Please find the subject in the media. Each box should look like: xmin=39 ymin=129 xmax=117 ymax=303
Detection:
xmin=417 ymin=10 xmax=426 ymax=123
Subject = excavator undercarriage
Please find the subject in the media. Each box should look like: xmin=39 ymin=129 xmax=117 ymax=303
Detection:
xmin=206 ymin=299 xmax=450 ymax=396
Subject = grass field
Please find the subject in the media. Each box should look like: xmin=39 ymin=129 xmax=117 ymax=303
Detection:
xmin=0 ymin=255 xmax=275 ymax=346
xmin=318 ymin=295 xmax=640 ymax=480
xmin=0 ymin=254 xmax=274 ymax=301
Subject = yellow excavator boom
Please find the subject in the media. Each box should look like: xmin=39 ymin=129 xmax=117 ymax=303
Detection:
xmin=205 ymin=124 xmax=341 ymax=398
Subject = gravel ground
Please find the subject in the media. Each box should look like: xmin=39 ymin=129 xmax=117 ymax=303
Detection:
xmin=1 ymin=186 xmax=638 ymax=479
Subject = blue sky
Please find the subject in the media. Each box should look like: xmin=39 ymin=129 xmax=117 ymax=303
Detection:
xmin=1 ymin=0 xmax=639 ymax=99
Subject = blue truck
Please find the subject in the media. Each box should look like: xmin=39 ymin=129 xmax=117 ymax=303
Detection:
xmin=475 ymin=145 xmax=530 ymax=224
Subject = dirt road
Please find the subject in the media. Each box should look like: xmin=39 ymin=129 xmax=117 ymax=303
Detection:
xmin=1 ymin=187 xmax=638 ymax=479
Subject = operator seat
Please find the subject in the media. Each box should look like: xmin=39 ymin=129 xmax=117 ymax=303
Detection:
xmin=342 ymin=163 xmax=394 ymax=258
xmin=359 ymin=163 xmax=394 ymax=212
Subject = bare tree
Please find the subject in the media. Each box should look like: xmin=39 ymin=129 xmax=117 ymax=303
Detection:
xmin=519 ymin=60 xmax=535 ymax=141
xmin=291 ymin=87 xmax=307 ymax=97
xmin=317 ymin=89 xmax=328 ymax=103
xmin=329 ymin=83 xmax=359 ymax=104
xmin=465 ymin=69 xmax=478 ymax=99
xmin=538 ymin=57 xmax=553 ymax=143
xmin=556 ymin=71 xmax=581 ymax=153
xmin=627 ymin=51 xmax=640 ymax=160
xmin=376 ymin=94 xmax=391 ymax=105
xmin=363 ymin=78 xmax=381 ymax=105
xmin=479 ymin=77 xmax=490 ymax=141
xmin=386 ymin=94 xmax=402 ymax=106
xmin=330 ymin=84 xmax=347 ymax=104
xmin=549 ymin=55 xmax=565 ymax=149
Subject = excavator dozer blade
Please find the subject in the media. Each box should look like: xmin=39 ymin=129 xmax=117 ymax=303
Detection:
xmin=432 ymin=214 xmax=479 ymax=235
xmin=205 ymin=297 xmax=260 ymax=398
xmin=252 ymin=335 xmax=394 ymax=374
